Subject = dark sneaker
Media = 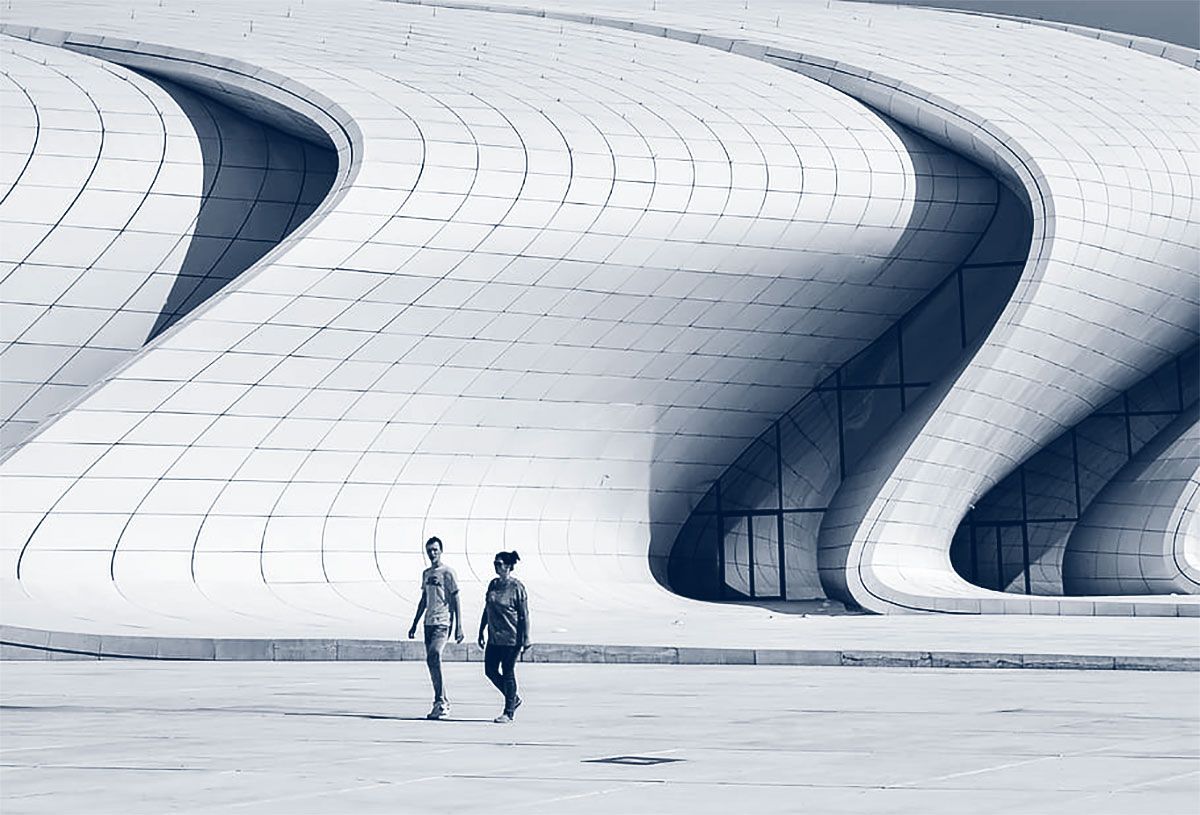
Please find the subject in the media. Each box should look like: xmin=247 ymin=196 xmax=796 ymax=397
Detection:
xmin=427 ymin=703 xmax=449 ymax=720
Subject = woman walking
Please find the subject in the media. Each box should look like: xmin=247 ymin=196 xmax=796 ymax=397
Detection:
xmin=477 ymin=550 xmax=530 ymax=723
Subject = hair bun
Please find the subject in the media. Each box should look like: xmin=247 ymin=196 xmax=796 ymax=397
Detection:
xmin=509 ymin=550 xmax=520 ymax=562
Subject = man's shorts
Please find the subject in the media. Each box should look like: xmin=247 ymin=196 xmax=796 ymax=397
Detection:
xmin=424 ymin=624 xmax=449 ymax=658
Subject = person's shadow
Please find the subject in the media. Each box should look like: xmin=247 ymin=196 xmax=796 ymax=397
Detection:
xmin=282 ymin=710 xmax=493 ymax=723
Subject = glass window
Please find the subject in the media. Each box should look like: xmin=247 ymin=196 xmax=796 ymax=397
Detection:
xmin=752 ymin=515 xmax=782 ymax=599
xmin=779 ymin=391 xmax=839 ymax=510
xmin=1025 ymin=522 xmax=1072 ymax=596
xmin=969 ymin=525 xmax=1003 ymax=591
xmin=1129 ymin=412 xmax=1176 ymax=456
xmin=1075 ymin=415 xmax=1130 ymax=508
xmin=1125 ymin=361 xmax=1181 ymax=415
xmin=961 ymin=264 xmax=1020 ymax=344
xmin=720 ymin=433 xmax=778 ymax=513
xmin=998 ymin=525 xmax=1029 ymax=594
xmin=722 ymin=515 xmax=751 ymax=598
xmin=782 ymin=511 xmax=824 ymax=600
xmin=841 ymin=327 xmax=901 ymax=387
xmin=840 ymin=386 xmax=903 ymax=474
xmin=1021 ymin=433 xmax=1078 ymax=521
xmin=1093 ymin=391 xmax=1126 ymax=417
xmin=899 ymin=277 xmax=962 ymax=384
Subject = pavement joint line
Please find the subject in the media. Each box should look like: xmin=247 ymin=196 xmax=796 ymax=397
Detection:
xmin=489 ymin=785 xmax=625 ymax=813
xmin=893 ymin=754 xmax=1060 ymax=787
xmin=1104 ymin=768 xmax=1200 ymax=794
xmin=218 ymin=779 xmax=407 ymax=810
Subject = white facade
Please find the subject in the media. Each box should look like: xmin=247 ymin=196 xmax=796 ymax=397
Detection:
xmin=0 ymin=38 xmax=334 ymax=453
xmin=0 ymin=0 xmax=1196 ymax=642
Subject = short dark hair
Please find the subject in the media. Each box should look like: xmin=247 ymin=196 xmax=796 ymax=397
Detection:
xmin=494 ymin=550 xmax=520 ymax=567
xmin=425 ymin=536 xmax=443 ymax=550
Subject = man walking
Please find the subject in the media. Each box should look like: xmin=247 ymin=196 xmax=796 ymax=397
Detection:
xmin=407 ymin=536 xmax=463 ymax=719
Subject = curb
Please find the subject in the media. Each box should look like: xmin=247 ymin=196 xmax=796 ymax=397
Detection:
xmin=2 ymin=627 xmax=1195 ymax=671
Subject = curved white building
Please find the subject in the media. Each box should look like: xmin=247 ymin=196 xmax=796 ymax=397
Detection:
xmin=0 ymin=0 xmax=1197 ymax=651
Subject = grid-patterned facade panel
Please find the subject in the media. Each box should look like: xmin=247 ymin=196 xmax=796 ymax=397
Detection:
xmin=0 ymin=1 xmax=1002 ymax=636
xmin=0 ymin=38 xmax=334 ymax=454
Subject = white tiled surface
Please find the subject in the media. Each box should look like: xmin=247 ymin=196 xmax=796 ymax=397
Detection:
xmin=0 ymin=39 xmax=206 ymax=450
xmin=0 ymin=37 xmax=332 ymax=454
xmin=437 ymin=0 xmax=1200 ymax=614
xmin=0 ymin=0 xmax=1197 ymax=641
xmin=1065 ymin=406 xmax=1200 ymax=595
xmin=0 ymin=1 xmax=1003 ymax=637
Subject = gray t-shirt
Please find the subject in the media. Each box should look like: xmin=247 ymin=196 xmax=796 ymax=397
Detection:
xmin=421 ymin=565 xmax=459 ymax=627
xmin=485 ymin=577 xmax=528 ymax=646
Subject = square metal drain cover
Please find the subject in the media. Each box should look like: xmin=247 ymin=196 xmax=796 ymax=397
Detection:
xmin=584 ymin=756 xmax=683 ymax=766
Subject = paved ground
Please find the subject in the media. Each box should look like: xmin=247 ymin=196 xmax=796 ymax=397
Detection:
xmin=2 ymin=662 xmax=1197 ymax=814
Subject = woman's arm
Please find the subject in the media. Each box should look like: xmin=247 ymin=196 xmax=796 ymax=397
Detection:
xmin=477 ymin=607 xmax=488 ymax=649
xmin=516 ymin=585 xmax=530 ymax=652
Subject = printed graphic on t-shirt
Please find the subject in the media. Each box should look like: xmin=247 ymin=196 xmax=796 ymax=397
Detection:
xmin=421 ymin=565 xmax=458 ymax=626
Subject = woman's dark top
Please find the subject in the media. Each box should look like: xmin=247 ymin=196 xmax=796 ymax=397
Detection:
xmin=485 ymin=577 xmax=528 ymax=646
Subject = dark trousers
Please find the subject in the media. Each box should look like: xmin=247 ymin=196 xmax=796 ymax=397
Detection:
xmin=484 ymin=643 xmax=520 ymax=714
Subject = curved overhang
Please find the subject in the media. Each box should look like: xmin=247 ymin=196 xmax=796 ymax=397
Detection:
xmin=0 ymin=36 xmax=339 ymax=453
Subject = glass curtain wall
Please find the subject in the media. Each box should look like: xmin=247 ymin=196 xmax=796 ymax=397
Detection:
xmin=949 ymin=347 xmax=1199 ymax=595
xmin=669 ymin=183 xmax=1032 ymax=601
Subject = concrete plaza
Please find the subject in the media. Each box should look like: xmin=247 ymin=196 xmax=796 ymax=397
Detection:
xmin=2 ymin=661 xmax=1196 ymax=814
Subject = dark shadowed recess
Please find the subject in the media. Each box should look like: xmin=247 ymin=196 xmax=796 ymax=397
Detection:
xmin=662 ymin=145 xmax=1032 ymax=606
xmin=950 ymin=345 xmax=1199 ymax=596
xmin=142 ymin=76 xmax=337 ymax=341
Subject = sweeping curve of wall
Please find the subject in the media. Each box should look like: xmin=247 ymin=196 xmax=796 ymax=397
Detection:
xmin=428 ymin=0 xmax=1200 ymax=615
xmin=426 ymin=0 xmax=1200 ymax=614
xmin=1 ymin=1 xmax=1011 ymax=638
xmin=0 ymin=1 xmax=1197 ymax=645
xmin=0 ymin=37 xmax=337 ymax=454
